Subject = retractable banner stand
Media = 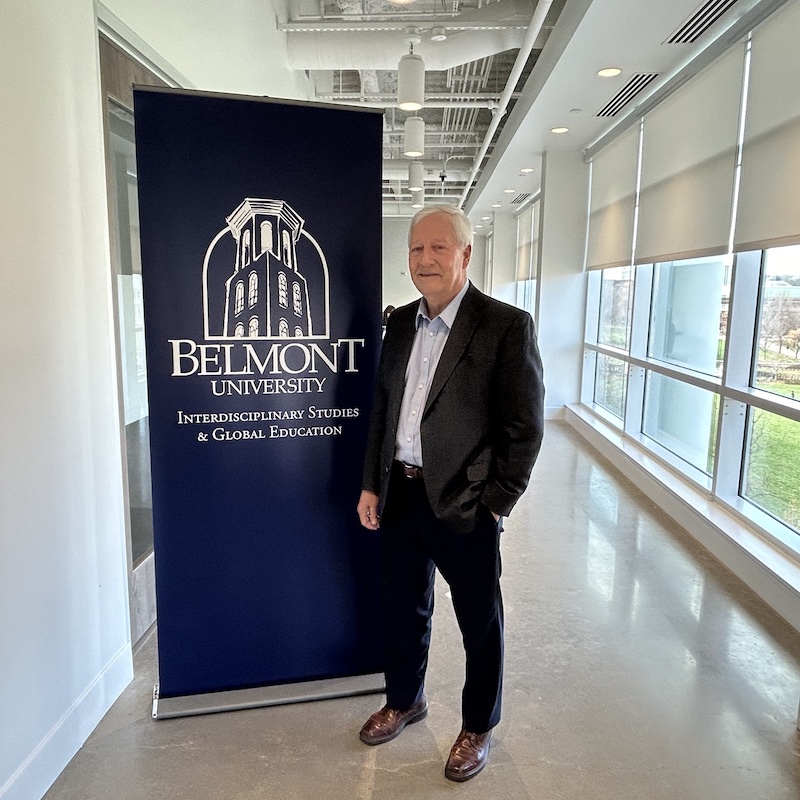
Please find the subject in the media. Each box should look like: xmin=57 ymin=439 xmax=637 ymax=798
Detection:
xmin=133 ymin=87 xmax=385 ymax=718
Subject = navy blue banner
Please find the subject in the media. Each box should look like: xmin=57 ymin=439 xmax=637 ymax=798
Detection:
xmin=133 ymin=88 xmax=384 ymax=701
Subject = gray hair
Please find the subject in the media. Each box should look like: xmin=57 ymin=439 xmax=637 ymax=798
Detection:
xmin=408 ymin=204 xmax=474 ymax=250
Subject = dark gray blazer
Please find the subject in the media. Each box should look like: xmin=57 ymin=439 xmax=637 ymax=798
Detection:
xmin=362 ymin=283 xmax=545 ymax=534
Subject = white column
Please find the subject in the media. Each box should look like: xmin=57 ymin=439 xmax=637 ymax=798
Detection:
xmin=538 ymin=150 xmax=590 ymax=416
xmin=0 ymin=2 xmax=132 ymax=797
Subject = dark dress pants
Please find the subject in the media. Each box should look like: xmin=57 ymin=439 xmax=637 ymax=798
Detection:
xmin=379 ymin=462 xmax=504 ymax=734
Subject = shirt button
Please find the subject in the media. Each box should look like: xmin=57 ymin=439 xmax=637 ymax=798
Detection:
xmin=406 ymin=437 xmax=411 ymax=442
xmin=423 ymin=357 xmax=428 ymax=363
xmin=419 ymin=384 xmax=423 ymax=389
xmin=412 ymin=410 xmax=417 ymax=416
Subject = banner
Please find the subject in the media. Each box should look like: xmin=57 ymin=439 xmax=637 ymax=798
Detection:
xmin=133 ymin=87 xmax=384 ymax=715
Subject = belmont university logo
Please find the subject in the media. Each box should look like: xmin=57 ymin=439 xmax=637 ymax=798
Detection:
xmin=170 ymin=198 xmax=363 ymax=390
xmin=203 ymin=198 xmax=329 ymax=340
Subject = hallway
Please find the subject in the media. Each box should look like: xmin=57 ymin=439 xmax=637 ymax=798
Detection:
xmin=44 ymin=422 xmax=800 ymax=799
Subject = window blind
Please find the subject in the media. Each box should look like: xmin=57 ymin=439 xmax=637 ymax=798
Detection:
xmin=734 ymin=0 xmax=800 ymax=252
xmin=585 ymin=125 xmax=639 ymax=270
xmin=635 ymin=45 xmax=744 ymax=265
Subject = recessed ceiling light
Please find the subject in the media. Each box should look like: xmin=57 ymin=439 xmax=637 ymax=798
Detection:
xmin=481 ymin=216 xmax=491 ymax=221
xmin=476 ymin=224 xmax=484 ymax=229
xmin=492 ymin=202 xmax=502 ymax=208
xmin=520 ymin=167 xmax=534 ymax=174
xmin=550 ymin=126 xmax=569 ymax=134
xmin=504 ymin=188 xmax=516 ymax=194
xmin=597 ymin=67 xmax=622 ymax=78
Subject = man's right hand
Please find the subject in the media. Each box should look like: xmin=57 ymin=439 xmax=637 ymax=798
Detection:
xmin=357 ymin=490 xmax=381 ymax=530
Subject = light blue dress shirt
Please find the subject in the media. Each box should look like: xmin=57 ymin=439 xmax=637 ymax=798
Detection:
xmin=394 ymin=280 xmax=471 ymax=467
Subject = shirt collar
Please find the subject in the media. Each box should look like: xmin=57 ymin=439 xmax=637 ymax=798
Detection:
xmin=415 ymin=280 xmax=470 ymax=331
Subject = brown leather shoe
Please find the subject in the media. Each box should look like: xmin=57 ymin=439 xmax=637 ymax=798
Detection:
xmin=444 ymin=729 xmax=492 ymax=782
xmin=358 ymin=698 xmax=428 ymax=745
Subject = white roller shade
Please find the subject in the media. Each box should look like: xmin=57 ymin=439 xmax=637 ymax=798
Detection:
xmin=734 ymin=0 xmax=800 ymax=252
xmin=635 ymin=45 xmax=744 ymax=265
xmin=516 ymin=203 xmax=534 ymax=281
xmin=586 ymin=125 xmax=639 ymax=270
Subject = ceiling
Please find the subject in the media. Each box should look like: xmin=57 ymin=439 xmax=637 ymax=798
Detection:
xmin=280 ymin=0 xmax=785 ymax=226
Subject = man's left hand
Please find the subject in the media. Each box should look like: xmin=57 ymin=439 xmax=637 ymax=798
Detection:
xmin=357 ymin=490 xmax=381 ymax=530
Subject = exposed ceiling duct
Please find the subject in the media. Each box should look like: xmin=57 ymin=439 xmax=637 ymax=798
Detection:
xmin=285 ymin=29 xmax=530 ymax=72
xmin=282 ymin=0 xmax=564 ymax=211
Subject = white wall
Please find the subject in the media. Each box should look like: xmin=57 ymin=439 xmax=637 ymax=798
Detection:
xmin=537 ymin=150 xmax=589 ymax=415
xmin=0 ymin=2 xmax=133 ymax=798
xmin=382 ymin=218 xmax=421 ymax=309
xmin=101 ymin=0 xmax=312 ymax=98
xmin=488 ymin=212 xmax=518 ymax=305
xmin=382 ymin=217 xmax=487 ymax=311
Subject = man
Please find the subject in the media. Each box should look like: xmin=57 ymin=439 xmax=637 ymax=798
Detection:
xmin=357 ymin=205 xmax=545 ymax=782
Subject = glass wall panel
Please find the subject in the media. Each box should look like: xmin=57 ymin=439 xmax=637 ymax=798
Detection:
xmin=743 ymin=407 xmax=800 ymax=532
xmin=754 ymin=245 xmax=800 ymax=400
xmin=643 ymin=372 xmax=717 ymax=475
xmin=649 ymin=256 xmax=729 ymax=376
xmin=109 ymin=101 xmax=153 ymax=567
xmin=594 ymin=353 xmax=628 ymax=420
xmin=514 ymin=201 xmax=539 ymax=319
xmin=598 ymin=266 xmax=633 ymax=350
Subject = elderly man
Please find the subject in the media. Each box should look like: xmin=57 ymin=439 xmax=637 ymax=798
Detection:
xmin=357 ymin=205 xmax=545 ymax=781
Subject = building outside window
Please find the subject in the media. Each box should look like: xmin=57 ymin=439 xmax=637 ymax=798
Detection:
xmin=598 ymin=266 xmax=633 ymax=351
xmin=753 ymin=245 xmax=800 ymax=401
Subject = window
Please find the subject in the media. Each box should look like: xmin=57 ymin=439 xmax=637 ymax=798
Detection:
xmin=594 ymin=353 xmax=627 ymax=420
xmin=248 ymin=271 xmax=258 ymax=307
xmin=282 ymin=230 xmax=292 ymax=268
xmin=743 ymin=408 xmax=800 ymax=531
xmin=649 ymin=256 xmax=729 ymax=377
xmin=754 ymin=245 xmax=800 ymax=401
xmin=279 ymin=318 xmax=289 ymax=338
xmin=292 ymin=282 xmax=302 ymax=316
xmin=642 ymin=372 xmax=718 ymax=476
xmin=514 ymin=200 xmax=540 ymax=318
xmin=294 ymin=326 xmax=304 ymax=337
xmin=234 ymin=322 xmax=245 ymax=337
xmin=278 ymin=272 xmax=288 ymax=308
xmin=581 ymin=5 xmax=800 ymax=558
xmin=248 ymin=316 xmax=259 ymax=337
xmin=242 ymin=229 xmax=251 ymax=267
xmin=598 ymin=266 xmax=633 ymax=350
xmin=260 ymin=220 xmax=273 ymax=256
xmin=234 ymin=281 xmax=245 ymax=316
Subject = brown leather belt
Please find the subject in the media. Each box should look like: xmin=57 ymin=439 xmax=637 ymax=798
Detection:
xmin=397 ymin=461 xmax=424 ymax=479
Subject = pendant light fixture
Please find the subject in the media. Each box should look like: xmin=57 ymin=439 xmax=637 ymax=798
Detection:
xmin=403 ymin=116 xmax=425 ymax=158
xmin=397 ymin=44 xmax=425 ymax=112
xmin=408 ymin=161 xmax=424 ymax=193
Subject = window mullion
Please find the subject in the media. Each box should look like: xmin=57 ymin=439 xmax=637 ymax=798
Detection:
xmin=713 ymin=250 xmax=761 ymax=500
xmin=624 ymin=263 xmax=652 ymax=435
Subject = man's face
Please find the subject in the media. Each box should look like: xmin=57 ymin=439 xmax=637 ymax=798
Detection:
xmin=408 ymin=213 xmax=471 ymax=312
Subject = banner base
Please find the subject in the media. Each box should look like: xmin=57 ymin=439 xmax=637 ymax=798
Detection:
xmin=152 ymin=673 xmax=385 ymax=720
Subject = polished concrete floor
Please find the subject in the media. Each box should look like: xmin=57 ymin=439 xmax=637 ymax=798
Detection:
xmin=45 ymin=422 xmax=800 ymax=799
